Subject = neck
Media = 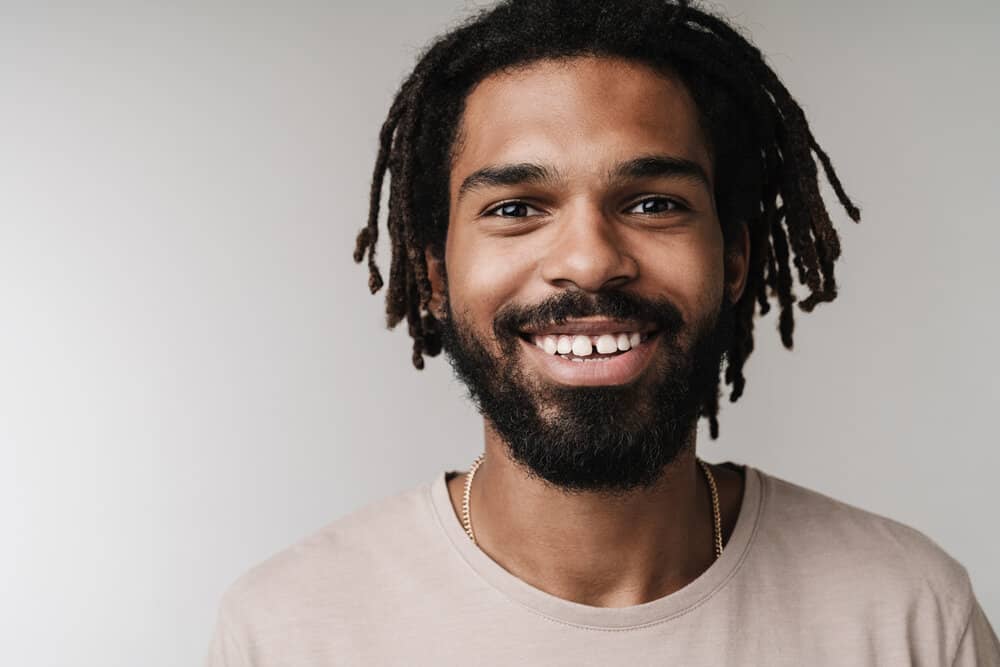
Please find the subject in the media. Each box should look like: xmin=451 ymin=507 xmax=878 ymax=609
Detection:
xmin=456 ymin=422 xmax=719 ymax=608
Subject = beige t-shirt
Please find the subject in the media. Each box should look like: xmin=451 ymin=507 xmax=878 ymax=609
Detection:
xmin=206 ymin=464 xmax=999 ymax=666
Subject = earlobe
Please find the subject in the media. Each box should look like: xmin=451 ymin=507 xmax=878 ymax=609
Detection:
xmin=424 ymin=248 xmax=447 ymax=320
xmin=726 ymin=221 xmax=751 ymax=304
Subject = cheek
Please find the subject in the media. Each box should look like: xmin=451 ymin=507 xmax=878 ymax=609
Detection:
xmin=444 ymin=228 xmax=536 ymax=326
xmin=635 ymin=227 xmax=726 ymax=317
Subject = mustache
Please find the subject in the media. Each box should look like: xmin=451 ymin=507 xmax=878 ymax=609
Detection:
xmin=492 ymin=290 xmax=686 ymax=341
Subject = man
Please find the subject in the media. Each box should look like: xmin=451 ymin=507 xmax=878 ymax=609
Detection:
xmin=207 ymin=0 xmax=999 ymax=664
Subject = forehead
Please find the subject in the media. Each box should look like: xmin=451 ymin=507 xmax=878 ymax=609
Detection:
xmin=451 ymin=55 xmax=712 ymax=190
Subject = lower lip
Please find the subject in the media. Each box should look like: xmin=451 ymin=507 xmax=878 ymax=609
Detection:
xmin=518 ymin=334 xmax=659 ymax=387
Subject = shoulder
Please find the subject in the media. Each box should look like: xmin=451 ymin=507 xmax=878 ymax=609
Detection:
xmin=214 ymin=477 xmax=440 ymax=636
xmin=752 ymin=468 xmax=974 ymax=634
xmin=759 ymin=470 xmax=967 ymax=578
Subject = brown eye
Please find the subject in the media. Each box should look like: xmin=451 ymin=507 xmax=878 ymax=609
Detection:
xmin=627 ymin=197 xmax=686 ymax=214
xmin=486 ymin=201 xmax=540 ymax=217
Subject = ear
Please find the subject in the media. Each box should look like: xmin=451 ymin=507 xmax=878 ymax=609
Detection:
xmin=424 ymin=247 xmax=447 ymax=320
xmin=725 ymin=221 xmax=751 ymax=304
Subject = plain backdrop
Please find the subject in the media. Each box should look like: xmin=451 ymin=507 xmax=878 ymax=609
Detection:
xmin=2 ymin=1 xmax=998 ymax=665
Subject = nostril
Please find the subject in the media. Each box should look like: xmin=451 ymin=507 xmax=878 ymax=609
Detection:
xmin=600 ymin=275 xmax=633 ymax=290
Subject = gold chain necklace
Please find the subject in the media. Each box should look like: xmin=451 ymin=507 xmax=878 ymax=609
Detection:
xmin=461 ymin=453 xmax=723 ymax=560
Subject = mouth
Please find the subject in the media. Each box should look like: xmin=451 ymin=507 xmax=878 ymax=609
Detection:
xmin=515 ymin=319 xmax=661 ymax=386
xmin=517 ymin=330 xmax=657 ymax=361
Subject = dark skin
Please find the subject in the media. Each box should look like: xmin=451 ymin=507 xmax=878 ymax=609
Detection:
xmin=428 ymin=56 xmax=749 ymax=607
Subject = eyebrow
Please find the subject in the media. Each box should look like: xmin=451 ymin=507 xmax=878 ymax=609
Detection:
xmin=457 ymin=162 xmax=560 ymax=202
xmin=456 ymin=154 xmax=711 ymax=203
xmin=608 ymin=155 xmax=711 ymax=190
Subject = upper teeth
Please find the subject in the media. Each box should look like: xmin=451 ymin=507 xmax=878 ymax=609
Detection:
xmin=531 ymin=332 xmax=646 ymax=356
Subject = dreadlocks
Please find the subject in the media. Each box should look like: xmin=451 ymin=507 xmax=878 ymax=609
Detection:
xmin=352 ymin=0 xmax=860 ymax=439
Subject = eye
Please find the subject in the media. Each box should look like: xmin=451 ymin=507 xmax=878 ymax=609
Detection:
xmin=626 ymin=196 xmax=687 ymax=215
xmin=484 ymin=201 xmax=542 ymax=218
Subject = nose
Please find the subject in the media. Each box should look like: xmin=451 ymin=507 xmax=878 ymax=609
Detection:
xmin=540 ymin=203 xmax=638 ymax=292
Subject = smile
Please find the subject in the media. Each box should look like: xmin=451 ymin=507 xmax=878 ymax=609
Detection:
xmin=516 ymin=320 xmax=660 ymax=386
xmin=526 ymin=331 xmax=653 ymax=361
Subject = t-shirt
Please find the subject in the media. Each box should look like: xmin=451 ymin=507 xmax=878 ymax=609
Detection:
xmin=205 ymin=463 xmax=1000 ymax=666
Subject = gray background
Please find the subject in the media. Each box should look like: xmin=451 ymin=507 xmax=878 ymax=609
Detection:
xmin=2 ymin=1 xmax=997 ymax=665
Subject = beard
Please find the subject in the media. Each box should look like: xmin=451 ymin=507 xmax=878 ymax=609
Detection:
xmin=439 ymin=288 xmax=735 ymax=495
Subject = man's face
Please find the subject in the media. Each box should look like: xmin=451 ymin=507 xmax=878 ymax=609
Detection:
xmin=431 ymin=56 xmax=748 ymax=493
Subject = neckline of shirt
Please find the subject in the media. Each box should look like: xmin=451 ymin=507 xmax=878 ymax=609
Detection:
xmin=427 ymin=460 xmax=764 ymax=631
